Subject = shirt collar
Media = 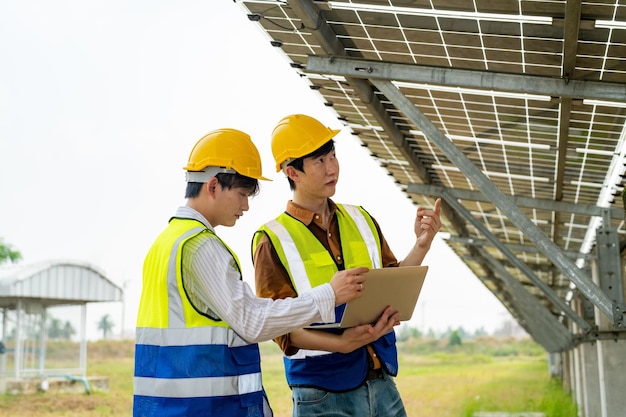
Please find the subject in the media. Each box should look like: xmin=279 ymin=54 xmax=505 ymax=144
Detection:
xmin=172 ymin=206 xmax=215 ymax=231
xmin=285 ymin=199 xmax=338 ymax=225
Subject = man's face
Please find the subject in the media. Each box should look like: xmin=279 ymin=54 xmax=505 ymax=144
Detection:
xmin=298 ymin=150 xmax=340 ymax=199
xmin=213 ymin=185 xmax=251 ymax=227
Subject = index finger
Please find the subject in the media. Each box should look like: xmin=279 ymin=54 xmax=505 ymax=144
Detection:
xmin=433 ymin=197 xmax=442 ymax=214
xmin=348 ymin=266 xmax=370 ymax=276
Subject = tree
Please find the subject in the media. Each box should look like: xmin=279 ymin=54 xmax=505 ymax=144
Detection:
xmin=0 ymin=238 xmax=22 ymax=265
xmin=97 ymin=314 xmax=115 ymax=339
xmin=62 ymin=321 xmax=76 ymax=340
xmin=448 ymin=329 xmax=462 ymax=346
xmin=47 ymin=317 xmax=75 ymax=340
xmin=48 ymin=318 xmax=64 ymax=339
xmin=473 ymin=326 xmax=488 ymax=337
xmin=396 ymin=324 xmax=422 ymax=342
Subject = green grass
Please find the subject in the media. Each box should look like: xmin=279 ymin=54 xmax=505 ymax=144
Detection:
xmin=0 ymin=338 xmax=577 ymax=417
xmin=396 ymin=355 xmax=576 ymax=417
xmin=262 ymin=339 xmax=577 ymax=417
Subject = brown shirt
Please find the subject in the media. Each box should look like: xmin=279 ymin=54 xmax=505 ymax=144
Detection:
xmin=253 ymin=198 xmax=399 ymax=356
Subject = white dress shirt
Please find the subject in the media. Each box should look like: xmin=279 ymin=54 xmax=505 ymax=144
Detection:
xmin=175 ymin=206 xmax=336 ymax=343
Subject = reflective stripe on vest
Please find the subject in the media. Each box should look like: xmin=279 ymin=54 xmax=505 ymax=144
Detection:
xmin=136 ymin=326 xmax=250 ymax=347
xmin=168 ymin=225 xmax=205 ymax=328
xmin=134 ymin=218 xmax=263 ymax=416
xmin=135 ymin=373 xmax=261 ymax=398
xmin=341 ymin=204 xmax=381 ymax=269
xmin=262 ymin=218 xmax=313 ymax=292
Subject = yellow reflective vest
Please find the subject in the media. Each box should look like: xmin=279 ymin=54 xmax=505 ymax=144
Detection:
xmin=253 ymin=204 xmax=399 ymax=392
xmin=134 ymin=217 xmax=264 ymax=416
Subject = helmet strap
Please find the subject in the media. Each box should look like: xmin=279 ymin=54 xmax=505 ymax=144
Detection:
xmin=186 ymin=167 xmax=236 ymax=183
xmin=280 ymin=159 xmax=295 ymax=172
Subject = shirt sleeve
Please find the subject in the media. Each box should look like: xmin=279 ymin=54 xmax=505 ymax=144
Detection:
xmin=181 ymin=233 xmax=335 ymax=344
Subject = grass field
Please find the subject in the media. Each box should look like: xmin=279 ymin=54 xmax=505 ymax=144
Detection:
xmin=0 ymin=338 xmax=577 ymax=417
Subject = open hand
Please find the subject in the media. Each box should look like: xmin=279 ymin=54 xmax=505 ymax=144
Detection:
xmin=337 ymin=306 xmax=400 ymax=353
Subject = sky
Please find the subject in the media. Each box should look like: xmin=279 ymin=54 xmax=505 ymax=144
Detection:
xmin=0 ymin=0 xmax=512 ymax=340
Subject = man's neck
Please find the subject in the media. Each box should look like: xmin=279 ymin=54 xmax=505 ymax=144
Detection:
xmin=293 ymin=194 xmax=328 ymax=213
xmin=293 ymin=196 xmax=331 ymax=226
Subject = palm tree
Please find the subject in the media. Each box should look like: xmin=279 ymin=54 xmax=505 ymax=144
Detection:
xmin=97 ymin=314 xmax=115 ymax=339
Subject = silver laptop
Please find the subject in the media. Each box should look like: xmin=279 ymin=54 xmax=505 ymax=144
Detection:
xmin=306 ymin=265 xmax=428 ymax=329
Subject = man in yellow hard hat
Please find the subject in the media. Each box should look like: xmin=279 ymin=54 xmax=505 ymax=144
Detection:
xmin=252 ymin=115 xmax=442 ymax=417
xmin=132 ymin=128 xmax=397 ymax=417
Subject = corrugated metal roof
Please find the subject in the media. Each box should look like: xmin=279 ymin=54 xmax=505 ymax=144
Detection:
xmin=0 ymin=260 xmax=123 ymax=308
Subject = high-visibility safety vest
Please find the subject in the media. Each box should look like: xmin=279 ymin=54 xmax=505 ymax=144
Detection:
xmin=253 ymin=204 xmax=399 ymax=392
xmin=134 ymin=217 xmax=265 ymax=417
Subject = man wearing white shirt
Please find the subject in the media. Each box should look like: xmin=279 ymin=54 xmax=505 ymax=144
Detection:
xmin=132 ymin=128 xmax=398 ymax=417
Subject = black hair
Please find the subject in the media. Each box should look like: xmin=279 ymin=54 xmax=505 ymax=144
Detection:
xmin=185 ymin=172 xmax=260 ymax=198
xmin=286 ymin=139 xmax=335 ymax=190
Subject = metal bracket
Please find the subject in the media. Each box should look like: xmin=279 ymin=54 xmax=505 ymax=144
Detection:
xmin=614 ymin=302 xmax=626 ymax=328
xmin=574 ymin=328 xmax=626 ymax=346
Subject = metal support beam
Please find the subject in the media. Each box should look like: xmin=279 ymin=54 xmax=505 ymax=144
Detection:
xmin=287 ymin=0 xmax=480 ymax=274
xmin=444 ymin=235 xmax=595 ymax=261
xmin=79 ymin=304 xmax=87 ymax=376
xmin=561 ymin=0 xmax=582 ymax=80
xmin=597 ymin=209 xmax=625 ymax=327
xmin=39 ymin=308 xmax=47 ymax=376
xmin=287 ymin=0 xmax=432 ymax=183
xmin=306 ymin=55 xmax=626 ymax=102
xmin=479 ymin=249 xmax=574 ymax=352
xmin=1 ymin=308 xmax=6 ymax=374
xmin=369 ymin=79 xmax=616 ymax=323
xmin=15 ymin=300 xmax=22 ymax=379
xmin=437 ymin=187 xmax=591 ymax=331
xmin=407 ymin=183 xmax=623 ymax=220
xmin=574 ymin=330 xmax=626 ymax=345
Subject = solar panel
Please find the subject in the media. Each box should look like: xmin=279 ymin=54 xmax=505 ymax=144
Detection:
xmin=237 ymin=0 xmax=626 ymax=349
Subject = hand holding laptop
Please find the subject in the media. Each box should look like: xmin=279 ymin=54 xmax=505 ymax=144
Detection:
xmin=329 ymin=266 xmax=369 ymax=305
xmin=335 ymin=306 xmax=401 ymax=354
xmin=307 ymin=266 xmax=428 ymax=329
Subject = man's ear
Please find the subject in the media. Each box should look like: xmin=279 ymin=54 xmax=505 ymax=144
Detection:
xmin=284 ymin=165 xmax=299 ymax=182
xmin=205 ymin=177 xmax=219 ymax=197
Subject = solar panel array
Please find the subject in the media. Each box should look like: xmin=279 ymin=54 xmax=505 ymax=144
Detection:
xmin=237 ymin=0 xmax=626 ymax=349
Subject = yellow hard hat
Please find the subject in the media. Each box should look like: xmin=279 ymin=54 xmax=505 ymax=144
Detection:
xmin=271 ymin=114 xmax=340 ymax=172
xmin=184 ymin=128 xmax=269 ymax=181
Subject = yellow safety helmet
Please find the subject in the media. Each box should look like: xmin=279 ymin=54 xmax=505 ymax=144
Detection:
xmin=184 ymin=128 xmax=269 ymax=182
xmin=271 ymin=114 xmax=340 ymax=172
